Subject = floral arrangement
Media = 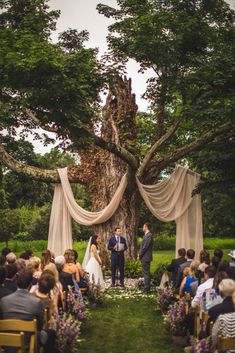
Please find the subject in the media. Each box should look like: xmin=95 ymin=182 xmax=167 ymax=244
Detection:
xmin=156 ymin=285 xmax=175 ymax=313
xmin=66 ymin=286 xmax=90 ymax=321
xmin=164 ymin=298 xmax=188 ymax=335
xmin=53 ymin=311 xmax=81 ymax=353
xmin=184 ymin=337 xmax=211 ymax=353
xmin=87 ymin=274 xmax=105 ymax=305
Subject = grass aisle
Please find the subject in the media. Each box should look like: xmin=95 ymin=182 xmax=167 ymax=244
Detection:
xmin=78 ymin=290 xmax=183 ymax=353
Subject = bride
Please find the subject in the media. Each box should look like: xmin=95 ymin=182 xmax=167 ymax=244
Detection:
xmin=82 ymin=235 xmax=105 ymax=289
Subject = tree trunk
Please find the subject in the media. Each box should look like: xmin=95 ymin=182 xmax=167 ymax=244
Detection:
xmin=79 ymin=77 xmax=139 ymax=264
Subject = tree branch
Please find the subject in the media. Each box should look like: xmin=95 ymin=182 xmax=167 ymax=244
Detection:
xmin=137 ymin=116 xmax=182 ymax=178
xmin=0 ymin=143 xmax=85 ymax=183
xmin=26 ymin=109 xmax=138 ymax=170
xmin=25 ymin=109 xmax=59 ymax=133
xmin=149 ymin=122 xmax=235 ymax=174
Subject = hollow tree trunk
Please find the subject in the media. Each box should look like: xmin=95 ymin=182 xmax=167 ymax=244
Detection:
xmin=79 ymin=77 xmax=139 ymax=264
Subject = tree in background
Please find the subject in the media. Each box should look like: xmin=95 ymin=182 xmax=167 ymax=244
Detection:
xmin=0 ymin=0 xmax=234 ymax=260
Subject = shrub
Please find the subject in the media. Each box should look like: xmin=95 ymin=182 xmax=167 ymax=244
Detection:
xmin=125 ymin=259 xmax=142 ymax=278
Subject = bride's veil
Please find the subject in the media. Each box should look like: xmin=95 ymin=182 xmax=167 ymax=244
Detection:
xmin=82 ymin=236 xmax=92 ymax=268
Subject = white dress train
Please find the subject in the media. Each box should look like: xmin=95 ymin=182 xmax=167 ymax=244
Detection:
xmin=85 ymin=250 xmax=105 ymax=289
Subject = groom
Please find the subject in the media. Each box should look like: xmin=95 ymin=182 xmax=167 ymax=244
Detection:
xmin=108 ymin=226 xmax=127 ymax=287
xmin=138 ymin=222 xmax=153 ymax=294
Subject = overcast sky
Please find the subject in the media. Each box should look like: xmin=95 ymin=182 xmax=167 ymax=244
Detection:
xmin=32 ymin=0 xmax=235 ymax=153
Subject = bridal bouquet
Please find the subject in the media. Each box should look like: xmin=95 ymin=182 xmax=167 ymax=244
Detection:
xmin=164 ymin=298 xmax=188 ymax=336
xmin=156 ymin=285 xmax=175 ymax=313
xmin=54 ymin=311 xmax=81 ymax=353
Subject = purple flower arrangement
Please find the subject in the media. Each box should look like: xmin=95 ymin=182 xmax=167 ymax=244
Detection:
xmin=53 ymin=311 xmax=81 ymax=353
xmin=186 ymin=336 xmax=211 ymax=353
xmin=66 ymin=285 xmax=89 ymax=321
xmin=87 ymin=274 xmax=104 ymax=305
xmin=164 ymin=298 xmax=188 ymax=335
xmin=156 ymin=285 xmax=175 ymax=313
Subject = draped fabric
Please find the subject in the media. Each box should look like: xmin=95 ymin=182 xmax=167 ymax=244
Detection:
xmin=48 ymin=165 xmax=203 ymax=258
xmin=136 ymin=165 xmax=203 ymax=258
xmin=48 ymin=168 xmax=128 ymax=256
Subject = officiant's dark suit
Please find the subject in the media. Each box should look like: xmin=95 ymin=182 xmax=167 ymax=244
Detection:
xmin=139 ymin=223 xmax=153 ymax=293
xmin=108 ymin=228 xmax=127 ymax=286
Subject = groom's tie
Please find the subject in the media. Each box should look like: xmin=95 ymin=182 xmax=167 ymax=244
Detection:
xmin=117 ymin=236 xmax=119 ymax=251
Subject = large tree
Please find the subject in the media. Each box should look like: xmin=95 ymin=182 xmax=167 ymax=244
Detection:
xmin=0 ymin=0 xmax=235 ymax=260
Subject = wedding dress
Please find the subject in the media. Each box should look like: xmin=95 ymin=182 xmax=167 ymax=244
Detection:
xmin=82 ymin=238 xmax=105 ymax=288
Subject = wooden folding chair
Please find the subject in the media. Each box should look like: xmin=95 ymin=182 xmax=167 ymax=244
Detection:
xmin=217 ymin=336 xmax=235 ymax=353
xmin=193 ymin=306 xmax=201 ymax=338
xmin=0 ymin=319 xmax=38 ymax=353
xmin=201 ymin=311 xmax=209 ymax=334
xmin=0 ymin=332 xmax=25 ymax=353
xmin=43 ymin=308 xmax=50 ymax=330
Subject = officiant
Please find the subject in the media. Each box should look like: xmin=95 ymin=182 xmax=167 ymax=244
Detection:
xmin=108 ymin=226 xmax=127 ymax=287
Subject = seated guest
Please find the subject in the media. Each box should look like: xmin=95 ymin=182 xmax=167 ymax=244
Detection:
xmin=191 ymin=265 xmax=217 ymax=308
xmin=228 ymin=251 xmax=235 ymax=267
xmin=73 ymin=249 xmax=88 ymax=288
xmin=29 ymin=256 xmax=42 ymax=285
xmin=211 ymin=290 xmax=235 ymax=352
xmin=0 ymin=268 xmax=56 ymax=353
xmin=167 ymin=248 xmax=186 ymax=287
xmin=32 ymin=271 xmax=57 ymax=316
xmin=4 ymin=263 xmax=18 ymax=292
xmin=0 ymin=256 xmax=6 ymax=267
xmin=19 ymin=250 xmax=34 ymax=263
xmin=55 ymin=256 xmax=74 ymax=291
xmin=202 ymin=271 xmax=228 ymax=312
xmin=208 ymin=279 xmax=235 ymax=324
xmin=43 ymin=263 xmax=63 ymax=309
xmin=218 ymin=260 xmax=230 ymax=273
xmin=212 ymin=255 xmax=221 ymax=270
xmin=179 ymin=260 xmax=199 ymax=296
xmin=198 ymin=249 xmax=210 ymax=285
xmin=0 ymin=268 xmax=43 ymax=326
xmin=1 ymin=247 xmax=11 ymax=258
xmin=15 ymin=258 xmax=26 ymax=271
xmin=0 ymin=267 xmax=12 ymax=299
xmin=175 ymin=249 xmax=195 ymax=289
xmin=228 ymin=251 xmax=235 ymax=280
xmin=6 ymin=252 xmax=16 ymax=264
xmin=214 ymin=248 xmax=223 ymax=261
xmin=41 ymin=249 xmax=53 ymax=271
xmin=63 ymin=249 xmax=80 ymax=283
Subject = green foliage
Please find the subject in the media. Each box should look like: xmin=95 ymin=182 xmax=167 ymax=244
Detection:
xmin=152 ymin=263 xmax=168 ymax=286
xmin=0 ymin=208 xmax=21 ymax=245
xmin=0 ymin=0 xmax=103 ymax=142
xmin=124 ymin=259 xmax=142 ymax=278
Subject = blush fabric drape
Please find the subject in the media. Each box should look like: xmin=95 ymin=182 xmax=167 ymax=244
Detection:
xmin=136 ymin=165 xmax=203 ymax=258
xmin=48 ymin=168 xmax=128 ymax=256
xmin=48 ymin=165 xmax=203 ymax=257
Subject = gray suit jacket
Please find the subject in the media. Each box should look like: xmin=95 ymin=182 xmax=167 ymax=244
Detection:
xmin=139 ymin=232 xmax=153 ymax=262
xmin=0 ymin=289 xmax=44 ymax=330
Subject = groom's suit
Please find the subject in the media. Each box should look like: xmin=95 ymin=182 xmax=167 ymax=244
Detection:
xmin=139 ymin=231 xmax=153 ymax=293
xmin=108 ymin=235 xmax=127 ymax=286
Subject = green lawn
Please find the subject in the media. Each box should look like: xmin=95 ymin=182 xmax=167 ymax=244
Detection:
xmin=78 ymin=292 xmax=183 ymax=353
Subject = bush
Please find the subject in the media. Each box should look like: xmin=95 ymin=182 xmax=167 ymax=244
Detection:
xmin=139 ymin=235 xmax=235 ymax=251
xmin=13 ymin=231 xmax=33 ymax=242
xmin=125 ymin=259 xmax=142 ymax=278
